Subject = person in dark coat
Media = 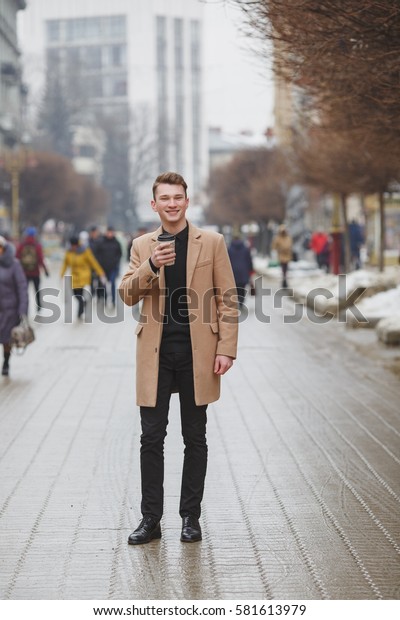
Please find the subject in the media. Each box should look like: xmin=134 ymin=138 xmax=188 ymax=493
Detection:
xmin=16 ymin=227 xmax=49 ymax=311
xmin=349 ymin=219 xmax=364 ymax=270
xmin=95 ymin=226 xmax=122 ymax=306
xmin=88 ymin=225 xmax=102 ymax=298
xmin=0 ymin=235 xmax=29 ymax=376
xmin=228 ymin=233 xmax=254 ymax=308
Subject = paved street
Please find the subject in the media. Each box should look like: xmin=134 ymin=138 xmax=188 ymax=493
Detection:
xmin=0 ymin=273 xmax=399 ymax=600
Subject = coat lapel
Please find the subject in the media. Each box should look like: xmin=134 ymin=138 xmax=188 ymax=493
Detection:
xmin=150 ymin=222 xmax=201 ymax=289
xmin=150 ymin=226 xmax=163 ymax=257
xmin=186 ymin=223 xmax=202 ymax=289
xmin=149 ymin=226 xmax=165 ymax=317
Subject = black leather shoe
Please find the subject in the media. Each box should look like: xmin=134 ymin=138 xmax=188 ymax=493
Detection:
xmin=180 ymin=515 xmax=202 ymax=542
xmin=128 ymin=516 xmax=161 ymax=545
xmin=2 ymin=363 xmax=9 ymax=376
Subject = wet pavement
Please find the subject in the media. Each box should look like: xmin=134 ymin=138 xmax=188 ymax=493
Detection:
xmin=0 ymin=274 xmax=399 ymax=600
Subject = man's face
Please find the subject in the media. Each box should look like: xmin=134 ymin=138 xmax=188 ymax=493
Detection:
xmin=151 ymin=183 xmax=189 ymax=228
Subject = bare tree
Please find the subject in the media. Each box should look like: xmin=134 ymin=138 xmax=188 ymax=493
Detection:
xmin=129 ymin=105 xmax=158 ymax=221
xmin=232 ymin=0 xmax=400 ymax=270
xmin=208 ymin=147 xmax=288 ymax=229
xmin=19 ymin=151 xmax=108 ymax=230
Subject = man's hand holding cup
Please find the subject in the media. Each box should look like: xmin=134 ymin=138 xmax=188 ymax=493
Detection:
xmin=152 ymin=233 xmax=176 ymax=268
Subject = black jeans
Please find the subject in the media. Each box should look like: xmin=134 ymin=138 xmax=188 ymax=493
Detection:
xmin=235 ymin=283 xmax=247 ymax=308
xmin=281 ymin=263 xmax=289 ymax=287
xmin=27 ymin=275 xmax=41 ymax=309
xmin=72 ymin=287 xmax=88 ymax=318
xmin=140 ymin=347 xmax=208 ymax=521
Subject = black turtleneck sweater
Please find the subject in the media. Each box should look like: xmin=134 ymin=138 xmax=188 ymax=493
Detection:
xmin=151 ymin=226 xmax=191 ymax=352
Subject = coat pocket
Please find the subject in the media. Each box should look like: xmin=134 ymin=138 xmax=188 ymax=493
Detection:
xmin=197 ymin=259 xmax=212 ymax=268
xmin=209 ymin=322 xmax=219 ymax=334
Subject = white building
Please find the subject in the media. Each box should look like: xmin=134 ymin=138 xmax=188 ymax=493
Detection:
xmin=18 ymin=0 xmax=207 ymax=224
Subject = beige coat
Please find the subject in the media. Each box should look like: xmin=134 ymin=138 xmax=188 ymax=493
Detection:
xmin=272 ymin=232 xmax=293 ymax=264
xmin=119 ymin=223 xmax=238 ymax=407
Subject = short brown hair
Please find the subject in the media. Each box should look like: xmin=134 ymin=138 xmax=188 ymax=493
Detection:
xmin=152 ymin=172 xmax=188 ymax=199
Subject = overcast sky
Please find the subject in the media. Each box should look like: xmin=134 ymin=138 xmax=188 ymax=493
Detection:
xmin=203 ymin=0 xmax=274 ymax=135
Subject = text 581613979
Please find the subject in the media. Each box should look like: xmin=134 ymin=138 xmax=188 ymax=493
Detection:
xmin=234 ymin=605 xmax=307 ymax=616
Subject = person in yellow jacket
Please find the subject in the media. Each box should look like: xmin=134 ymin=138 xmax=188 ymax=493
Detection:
xmin=60 ymin=235 xmax=105 ymax=319
xmin=271 ymin=224 xmax=293 ymax=288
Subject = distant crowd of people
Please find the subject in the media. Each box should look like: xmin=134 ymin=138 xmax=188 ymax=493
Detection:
xmin=0 ymin=216 xmax=367 ymax=377
xmin=61 ymin=225 xmax=124 ymax=319
xmin=0 ymin=227 xmax=51 ymax=376
xmin=0 ymin=223 xmax=151 ymax=376
xmin=304 ymin=220 xmax=365 ymax=272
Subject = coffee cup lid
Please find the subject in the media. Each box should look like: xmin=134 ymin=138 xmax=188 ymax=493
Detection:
xmin=157 ymin=233 xmax=175 ymax=241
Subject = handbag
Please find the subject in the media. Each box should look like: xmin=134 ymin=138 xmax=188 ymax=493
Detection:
xmin=249 ymin=273 xmax=256 ymax=296
xmin=11 ymin=316 xmax=35 ymax=354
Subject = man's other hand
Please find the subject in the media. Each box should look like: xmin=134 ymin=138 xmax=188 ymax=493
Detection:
xmin=214 ymin=355 xmax=234 ymax=375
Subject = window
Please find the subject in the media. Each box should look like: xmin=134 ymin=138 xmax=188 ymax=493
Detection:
xmin=46 ymin=48 xmax=61 ymax=69
xmin=83 ymin=46 xmax=102 ymax=70
xmin=103 ymin=75 xmax=127 ymax=98
xmin=107 ymin=16 xmax=126 ymax=39
xmin=111 ymin=45 xmax=126 ymax=67
xmin=86 ymin=18 xmax=101 ymax=39
xmin=66 ymin=17 xmax=101 ymax=41
xmin=156 ymin=16 xmax=167 ymax=69
xmin=103 ymin=76 xmax=112 ymax=97
xmin=191 ymin=19 xmax=201 ymax=70
xmin=87 ymin=75 xmax=102 ymax=98
xmin=66 ymin=47 xmax=80 ymax=68
xmin=66 ymin=19 xmax=82 ymax=41
xmin=174 ymin=18 xmax=184 ymax=70
xmin=113 ymin=78 xmax=127 ymax=96
xmin=46 ymin=20 xmax=60 ymax=43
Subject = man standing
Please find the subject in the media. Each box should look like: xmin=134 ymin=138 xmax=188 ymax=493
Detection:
xmin=96 ymin=226 xmax=122 ymax=306
xmin=119 ymin=172 xmax=238 ymax=545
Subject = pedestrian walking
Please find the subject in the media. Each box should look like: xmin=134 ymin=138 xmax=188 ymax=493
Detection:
xmin=88 ymin=225 xmax=102 ymax=298
xmin=228 ymin=232 xmax=253 ymax=308
xmin=271 ymin=224 xmax=293 ymax=288
xmin=119 ymin=171 xmax=238 ymax=545
xmin=349 ymin=219 xmax=364 ymax=270
xmin=16 ymin=227 xmax=49 ymax=311
xmin=310 ymin=229 xmax=330 ymax=272
xmin=96 ymin=226 xmax=122 ymax=306
xmin=60 ymin=235 xmax=105 ymax=320
xmin=0 ymin=235 xmax=28 ymax=376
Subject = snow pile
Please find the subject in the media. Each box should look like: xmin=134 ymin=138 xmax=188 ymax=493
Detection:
xmin=376 ymin=316 xmax=400 ymax=345
xmin=254 ymin=255 xmax=400 ymax=342
xmin=357 ymin=285 xmax=400 ymax=318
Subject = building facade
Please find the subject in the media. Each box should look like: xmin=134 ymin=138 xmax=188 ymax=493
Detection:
xmin=0 ymin=0 xmax=26 ymax=148
xmin=18 ymin=0 xmax=207 ymax=227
